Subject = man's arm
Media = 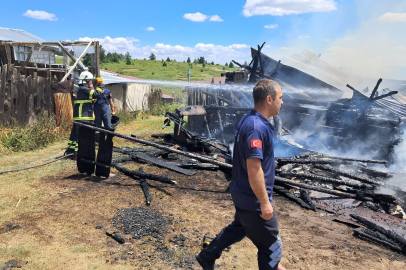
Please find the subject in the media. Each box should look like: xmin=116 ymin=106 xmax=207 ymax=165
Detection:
xmin=247 ymin=158 xmax=273 ymax=220
xmin=109 ymin=99 xmax=115 ymax=115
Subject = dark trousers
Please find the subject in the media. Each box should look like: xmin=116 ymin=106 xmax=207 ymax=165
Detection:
xmin=67 ymin=120 xmax=93 ymax=154
xmin=94 ymin=104 xmax=111 ymax=129
xmin=200 ymin=208 xmax=282 ymax=270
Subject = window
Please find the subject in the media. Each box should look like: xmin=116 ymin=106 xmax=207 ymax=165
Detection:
xmin=14 ymin=46 xmax=31 ymax=61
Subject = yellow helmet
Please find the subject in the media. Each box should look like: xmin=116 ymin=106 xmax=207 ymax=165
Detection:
xmin=96 ymin=77 xmax=103 ymax=84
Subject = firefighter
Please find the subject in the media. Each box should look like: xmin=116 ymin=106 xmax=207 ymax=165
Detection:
xmin=66 ymin=71 xmax=101 ymax=158
xmin=94 ymin=77 xmax=115 ymax=141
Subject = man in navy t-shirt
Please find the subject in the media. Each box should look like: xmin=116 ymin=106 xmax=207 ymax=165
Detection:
xmin=196 ymin=79 xmax=285 ymax=270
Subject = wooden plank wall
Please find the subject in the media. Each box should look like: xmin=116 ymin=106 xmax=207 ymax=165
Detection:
xmin=0 ymin=64 xmax=56 ymax=127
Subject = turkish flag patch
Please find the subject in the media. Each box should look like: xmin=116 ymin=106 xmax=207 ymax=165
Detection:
xmin=251 ymin=139 xmax=262 ymax=148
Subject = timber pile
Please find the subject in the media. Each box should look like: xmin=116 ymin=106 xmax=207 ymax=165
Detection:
xmin=274 ymin=151 xmax=406 ymax=255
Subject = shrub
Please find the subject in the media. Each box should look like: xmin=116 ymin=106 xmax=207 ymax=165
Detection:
xmin=0 ymin=111 xmax=64 ymax=153
xmin=200 ymin=69 xmax=204 ymax=72
xmin=152 ymin=72 xmax=155 ymax=75
xmin=163 ymin=61 xmax=167 ymax=67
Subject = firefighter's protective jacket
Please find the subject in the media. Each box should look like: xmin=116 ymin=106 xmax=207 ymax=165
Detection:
xmin=73 ymin=85 xmax=101 ymax=121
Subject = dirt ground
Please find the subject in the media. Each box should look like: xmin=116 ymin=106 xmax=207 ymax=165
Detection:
xmin=1 ymin=157 xmax=406 ymax=270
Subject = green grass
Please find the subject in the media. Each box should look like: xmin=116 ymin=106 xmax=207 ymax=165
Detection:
xmin=102 ymin=59 xmax=237 ymax=82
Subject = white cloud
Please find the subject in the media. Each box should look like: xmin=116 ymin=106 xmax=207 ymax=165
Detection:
xmin=23 ymin=10 xmax=58 ymax=21
xmin=145 ymin=27 xmax=155 ymax=31
xmin=297 ymin=36 xmax=311 ymax=39
xmin=264 ymin=24 xmax=278 ymax=29
xmin=183 ymin=12 xmax=208 ymax=22
xmin=209 ymin=15 xmax=224 ymax=22
xmin=280 ymin=47 xmax=292 ymax=50
xmin=379 ymin=12 xmax=406 ymax=22
xmin=343 ymin=37 xmax=353 ymax=41
xmin=324 ymin=39 xmax=330 ymax=41
xmin=243 ymin=0 xmax=336 ymax=17
xmin=78 ymin=37 xmax=251 ymax=64
xmin=78 ymin=36 xmax=140 ymax=53
xmin=183 ymin=12 xmax=224 ymax=22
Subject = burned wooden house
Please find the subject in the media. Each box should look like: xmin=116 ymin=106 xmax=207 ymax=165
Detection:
xmin=0 ymin=27 xmax=101 ymax=127
xmin=182 ymin=43 xmax=406 ymax=162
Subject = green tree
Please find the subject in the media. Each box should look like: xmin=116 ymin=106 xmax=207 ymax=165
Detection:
xmin=99 ymin=45 xmax=106 ymax=63
xmin=166 ymin=57 xmax=171 ymax=62
xmin=244 ymin=60 xmax=248 ymax=65
xmin=187 ymin=57 xmax=191 ymax=63
xmin=125 ymin=52 xmax=131 ymax=65
xmin=198 ymin=56 xmax=205 ymax=64
xmin=211 ymin=61 xmax=214 ymax=65
xmin=163 ymin=61 xmax=167 ymax=67
xmin=225 ymin=62 xmax=228 ymax=66
xmin=149 ymin=53 xmax=156 ymax=60
xmin=202 ymin=63 xmax=206 ymax=68
xmin=229 ymin=62 xmax=234 ymax=68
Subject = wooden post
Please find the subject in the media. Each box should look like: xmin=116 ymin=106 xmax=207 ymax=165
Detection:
xmin=57 ymin=42 xmax=85 ymax=71
xmin=5 ymin=45 xmax=11 ymax=66
xmin=95 ymin=40 xmax=100 ymax=77
xmin=61 ymin=40 xmax=93 ymax=82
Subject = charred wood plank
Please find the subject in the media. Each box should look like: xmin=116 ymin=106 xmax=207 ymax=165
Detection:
xmin=275 ymin=176 xmax=373 ymax=201
xmin=372 ymin=91 xmax=398 ymax=101
xmin=75 ymin=122 xmax=233 ymax=169
xmin=370 ymin=78 xmax=383 ymax=100
xmin=321 ymin=156 xmax=387 ymax=164
xmin=204 ymin=105 xmax=251 ymax=112
xmin=139 ymin=167 xmax=152 ymax=206
xmin=112 ymin=164 xmax=176 ymax=185
xmin=313 ymin=164 xmax=380 ymax=185
xmin=354 ymin=228 xmax=404 ymax=253
xmin=273 ymin=185 xmax=313 ymax=210
xmin=112 ymin=156 xmax=132 ymax=163
xmin=359 ymin=167 xmax=393 ymax=178
xmin=350 ymin=214 xmax=406 ymax=247
xmin=276 ymin=158 xmax=344 ymax=166
xmin=278 ymin=171 xmax=371 ymax=189
xmin=299 ymin=189 xmax=317 ymax=211
xmin=131 ymin=152 xmax=195 ymax=176
xmin=202 ymin=90 xmax=238 ymax=106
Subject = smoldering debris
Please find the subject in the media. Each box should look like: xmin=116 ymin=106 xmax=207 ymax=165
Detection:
xmin=111 ymin=208 xmax=173 ymax=241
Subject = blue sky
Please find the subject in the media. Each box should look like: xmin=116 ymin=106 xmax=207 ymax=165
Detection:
xmin=1 ymin=0 xmax=405 ymax=79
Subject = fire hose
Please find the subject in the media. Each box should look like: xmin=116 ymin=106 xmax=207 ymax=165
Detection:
xmin=0 ymin=154 xmax=73 ymax=175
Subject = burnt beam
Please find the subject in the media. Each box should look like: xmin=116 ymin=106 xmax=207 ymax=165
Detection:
xmin=278 ymin=171 xmax=371 ymax=189
xmin=112 ymin=164 xmax=176 ymax=185
xmin=275 ymin=176 xmax=373 ymax=201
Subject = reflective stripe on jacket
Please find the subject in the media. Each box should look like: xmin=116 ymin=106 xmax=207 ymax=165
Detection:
xmin=73 ymin=85 xmax=100 ymax=121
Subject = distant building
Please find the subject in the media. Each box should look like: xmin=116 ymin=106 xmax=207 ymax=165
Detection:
xmin=0 ymin=27 xmax=57 ymax=65
xmin=211 ymin=77 xmax=226 ymax=85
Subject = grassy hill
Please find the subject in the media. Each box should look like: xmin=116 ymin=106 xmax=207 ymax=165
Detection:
xmin=102 ymin=59 xmax=238 ymax=81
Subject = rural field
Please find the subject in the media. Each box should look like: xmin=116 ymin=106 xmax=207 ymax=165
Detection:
xmin=1 ymin=113 xmax=405 ymax=269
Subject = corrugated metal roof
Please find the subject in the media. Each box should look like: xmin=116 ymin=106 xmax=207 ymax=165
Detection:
xmin=0 ymin=27 xmax=44 ymax=42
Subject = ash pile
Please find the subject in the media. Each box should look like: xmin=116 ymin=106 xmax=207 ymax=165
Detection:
xmin=111 ymin=207 xmax=173 ymax=241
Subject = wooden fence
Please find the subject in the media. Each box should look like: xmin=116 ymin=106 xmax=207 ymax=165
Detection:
xmin=0 ymin=64 xmax=56 ymax=127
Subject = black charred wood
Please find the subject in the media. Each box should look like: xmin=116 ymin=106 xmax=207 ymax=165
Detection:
xmin=275 ymin=176 xmax=373 ymax=201
xmin=131 ymin=152 xmax=195 ymax=176
xmin=278 ymin=171 xmax=371 ymax=189
xmin=359 ymin=167 xmax=393 ymax=178
xmin=371 ymin=91 xmax=398 ymax=101
xmin=313 ymin=164 xmax=380 ymax=185
xmin=74 ymin=122 xmax=233 ymax=169
xmin=139 ymin=167 xmax=152 ymax=206
xmin=357 ymin=191 xmax=397 ymax=204
xmin=106 ymin=232 xmax=125 ymax=244
xmin=112 ymin=164 xmax=176 ymax=185
xmin=111 ymin=156 xmax=132 ymax=163
xmin=299 ymin=189 xmax=317 ymax=211
xmin=276 ymin=158 xmax=344 ymax=166
xmin=350 ymin=214 xmax=406 ymax=247
xmin=322 ymin=156 xmax=387 ymax=164
xmin=353 ymin=228 xmax=404 ymax=253
xmin=273 ymin=185 xmax=313 ymax=210
xmin=370 ymin=78 xmax=383 ymax=100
